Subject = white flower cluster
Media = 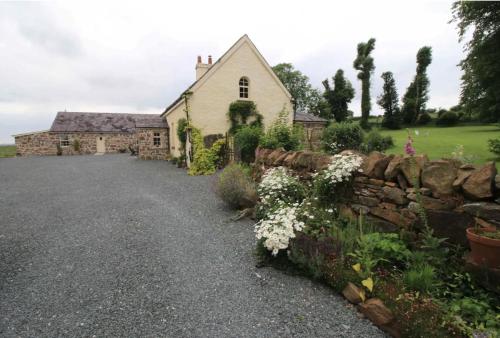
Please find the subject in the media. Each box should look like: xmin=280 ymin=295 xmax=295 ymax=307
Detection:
xmin=257 ymin=167 xmax=300 ymax=206
xmin=322 ymin=153 xmax=363 ymax=185
xmin=255 ymin=204 xmax=305 ymax=256
xmin=327 ymin=142 xmax=342 ymax=154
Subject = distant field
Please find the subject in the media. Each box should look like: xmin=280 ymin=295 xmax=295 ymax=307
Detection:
xmin=0 ymin=145 xmax=16 ymax=158
xmin=378 ymin=124 xmax=500 ymax=164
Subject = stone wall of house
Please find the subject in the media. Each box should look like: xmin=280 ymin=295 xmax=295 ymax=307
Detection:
xmin=295 ymin=121 xmax=325 ymax=151
xmin=255 ymin=148 xmax=500 ymax=246
xmin=15 ymin=131 xmax=136 ymax=156
xmin=137 ymin=128 xmax=169 ymax=160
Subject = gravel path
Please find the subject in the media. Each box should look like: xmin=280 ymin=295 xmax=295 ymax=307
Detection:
xmin=0 ymin=155 xmax=384 ymax=337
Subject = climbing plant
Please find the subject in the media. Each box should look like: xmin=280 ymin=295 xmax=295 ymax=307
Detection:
xmin=227 ymin=100 xmax=263 ymax=134
xmin=188 ymin=124 xmax=226 ymax=175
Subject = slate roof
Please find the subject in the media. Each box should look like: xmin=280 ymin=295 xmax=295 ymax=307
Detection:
xmin=50 ymin=112 xmax=168 ymax=133
xmin=294 ymin=112 xmax=328 ymax=124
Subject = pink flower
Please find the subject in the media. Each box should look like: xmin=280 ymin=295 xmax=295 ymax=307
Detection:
xmin=405 ymin=136 xmax=415 ymax=156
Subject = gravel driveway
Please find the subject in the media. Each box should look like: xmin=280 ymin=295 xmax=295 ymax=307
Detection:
xmin=0 ymin=155 xmax=384 ymax=337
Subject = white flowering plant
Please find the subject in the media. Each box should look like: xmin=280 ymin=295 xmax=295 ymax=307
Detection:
xmin=257 ymin=167 xmax=306 ymax=210
xmin=298 ymin=198 xmax=337 ymax=238
xmin=255 ymin=204 xmax=305 ymax=256
xmin=312 ymin=153 xmax=363 ymax=205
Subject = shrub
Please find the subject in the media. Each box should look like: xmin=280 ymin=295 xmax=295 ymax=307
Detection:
xmin=312 ymin=153 xmax=363 ymax=205
xmin=259 ymin=111 xmax=302 ymax=151
xmin=487 ymin=137 xmax=500 ymax=156
xmin=436 ymin=111 xmax=459 ymax=126
xmin=257 ymin=167 xmax=306 ymax=208
xmin=417 ymin=112 xmax=432 ymax=125
xmin=255 ymin=204 xmax=305 ymax=256
xmin=215 ymin=163 xmax=257 ymax=209
xmin=403 ymin=264 xmax=436 ymax=293
xmin=234 ymin=125 xmax=263 ymax=163
xmin=188 ymin=126 xmax=226 ymax=175
xmin=321 ymin=122 xmax=363 ymax=154
xmin=56 ymin=143 xmax=62 ymax=156
xmin=437 ymin=108 xmax=448 ymax=117
xmin=361 ymin=130 xmax=394 ymax=153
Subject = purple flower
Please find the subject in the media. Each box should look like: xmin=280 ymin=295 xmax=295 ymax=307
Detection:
xmin=404 ymin=136 xmax=415 ymax=156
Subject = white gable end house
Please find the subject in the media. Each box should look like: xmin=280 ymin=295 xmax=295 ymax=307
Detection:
xmin=162 ymin=34 xmax=295 ymax=157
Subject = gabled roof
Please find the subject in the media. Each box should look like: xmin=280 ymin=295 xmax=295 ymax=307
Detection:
xmin=294 ymin=112 xmax=328 ymax=124
xmin=161 ymin=34 xmax=292 ymax=117
xmin=50 ymin=112 xmax=167 ymax=133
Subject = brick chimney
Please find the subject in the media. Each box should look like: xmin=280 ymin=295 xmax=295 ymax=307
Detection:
xmin=195 ymin=55 xmax=211 ymax=80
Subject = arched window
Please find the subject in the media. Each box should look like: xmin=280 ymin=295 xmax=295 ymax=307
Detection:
xmin=239 ymin=77 xmax=249 ymax=98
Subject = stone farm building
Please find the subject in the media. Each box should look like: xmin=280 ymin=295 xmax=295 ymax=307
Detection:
xmin=14 ymin=112 xmax=169 ymax=160
xmin=14 ymin=35 xmax=326 ymax=159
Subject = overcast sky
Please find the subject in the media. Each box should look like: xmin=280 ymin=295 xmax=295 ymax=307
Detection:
xmin=0 ymin=1 xmax=464 ymax=144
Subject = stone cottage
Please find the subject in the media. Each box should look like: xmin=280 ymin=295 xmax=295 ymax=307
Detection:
xmin=14 ymin=34 xmax=325 ymax=160
xmin=14 ymin=112 xmax=168 ymax=160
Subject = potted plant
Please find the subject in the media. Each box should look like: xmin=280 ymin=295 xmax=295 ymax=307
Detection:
xmin=466 ymin=221 xmax=500 ymax=269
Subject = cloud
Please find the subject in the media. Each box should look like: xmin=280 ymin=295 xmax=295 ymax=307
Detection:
xmin=0 ymin=0 xmax=464 ymax=144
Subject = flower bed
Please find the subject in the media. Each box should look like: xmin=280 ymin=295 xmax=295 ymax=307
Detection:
xmin=252 ymin=151 xmax=500 ymax=338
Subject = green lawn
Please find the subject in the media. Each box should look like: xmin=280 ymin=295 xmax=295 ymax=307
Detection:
xmin=0 ymin=145 xmax=16 ymax=158
xmin=378 ymin=124 xmax=500 ymax=164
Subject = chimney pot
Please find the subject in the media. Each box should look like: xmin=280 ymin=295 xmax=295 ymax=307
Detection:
xmin=197 ymin=55 xmax=202 ymax=64
xmin=208 ymin=55 xmax=212 ymax=64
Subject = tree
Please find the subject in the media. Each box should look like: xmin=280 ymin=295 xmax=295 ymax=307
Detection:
xmin=272 ymin=63 xmax=321 ymax=114
xmin=402 ymin=47 xmax=433 ymax=124
xmin=377 ymin=72 xmax=401 ymax=129
xmin=452 ymin=1 xmax=500 ymax=122
xmin=306 ymin=88 xmax=332 ymax=119
xmin=353 ymin=38 xmax=376 ymax=129
xmin=322 ymin=69 xmax=355 ymax=122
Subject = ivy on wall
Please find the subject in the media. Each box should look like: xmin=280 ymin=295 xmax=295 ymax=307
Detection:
xmin=228 ymin=100 xmax=263 ymax=134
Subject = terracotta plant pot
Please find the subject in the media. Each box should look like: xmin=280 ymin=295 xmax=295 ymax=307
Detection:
xmin=466 ymin=228 xmax=500 ymax=269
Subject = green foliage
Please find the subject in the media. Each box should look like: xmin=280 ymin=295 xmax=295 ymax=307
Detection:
xmin=452 ymin=1 xmax=500 ymax=122
xmin=355 ymin=232 xmax=411 ymax=266
xmin=436 ymin=111 xmax=459 ymax=126
xmin=72 ymin=139 xmax=81 ymax=152
xmin=402 ymin=47 xmax=433 ymax=124
xmin=233 ymin=125 xmax=263 ymax=163
xmin=353 ymin=38 xmax=376 ymax=129
xmin=259 ymin=111 xmax=302 ymax=151
xmin=321 ymin=122 xmax=364 ymax=154
xmin=417 ymin=112 xmax=432 ymax=125
xmin=487 ymin=137 xmax=500 ymax=156
xmin=445 ymin=297 xmax=500 ymax=337
xmin=322 ymin=69 xmax=355 ymax=122
xmin=188 ymin=126 xmax=226 ymax=175
xmin=361 ymin=130 xmax=394 ymax=153
xmin=403 ymin=264 xmax=437 ymax=293
xmin=272 ymin=63 xmax=328 ymax=115
xmin=177 ymin=118 xmax=188 ymax=146
xmin=378 ymin=71 xmax=402 ymax=129
xmin=215 ymin=163 xmax=257 ymax=209
xmin=227 ymin=101 xmax=263 ymax=134
xmin=297 ymin=198 xmax=337 ymax=238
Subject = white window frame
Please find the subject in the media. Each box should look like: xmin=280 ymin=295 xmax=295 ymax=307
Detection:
xmin=239 ymin=77 xmax=249 ymax=99
xmin=60 ymin=135 xmax=70 ymax=147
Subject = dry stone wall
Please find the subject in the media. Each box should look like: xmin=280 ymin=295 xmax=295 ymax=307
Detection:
xmin=255 ymin=147 xmax=500 ymax=246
